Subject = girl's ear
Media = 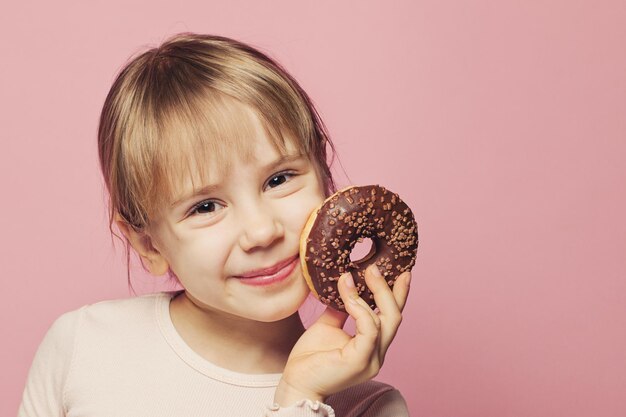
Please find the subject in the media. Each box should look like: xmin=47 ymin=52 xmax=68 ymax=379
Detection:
xmin=114 ymin=213 xmax=170 ymax=276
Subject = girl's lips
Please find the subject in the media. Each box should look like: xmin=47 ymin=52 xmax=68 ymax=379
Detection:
xmin=235 ymin=256 xmax=299 ymax=286
xmin=236 ymin=255 xmax=299 ymax=278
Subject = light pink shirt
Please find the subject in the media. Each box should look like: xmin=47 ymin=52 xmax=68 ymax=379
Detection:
xmin=19 ymin=292 xmax=409 ymax=416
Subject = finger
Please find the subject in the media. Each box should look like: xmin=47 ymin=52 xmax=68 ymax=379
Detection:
xmin=363 ymin=265 xmax=400 ymax=317
xmin=340 ymin=272 xmax=380 ymax=325
xmin=316 ymin=306 xmax=349 ymax=329
xmin=337 ymin=273 xmax=381 ymax=361
xmin=364 ymin=266 xmax=411 ymax=314
xmin=363 ymin=266 xmax=409 ymax=360
xmin=392 ymin=271 xmax=412 ymax=312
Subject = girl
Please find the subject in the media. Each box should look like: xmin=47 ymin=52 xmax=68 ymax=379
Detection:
xmin=19 ymin=33 xmax=412 ymax=417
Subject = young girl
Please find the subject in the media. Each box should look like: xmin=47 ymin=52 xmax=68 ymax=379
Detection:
xmin=19 ymin=33 xmax=412 ymax=417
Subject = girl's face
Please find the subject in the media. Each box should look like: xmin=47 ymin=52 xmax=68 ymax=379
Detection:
xmin=146 ymin=110 xmax=326 ymax=323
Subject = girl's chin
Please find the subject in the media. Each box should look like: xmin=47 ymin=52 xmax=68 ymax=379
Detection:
xmin=249 ymin=293 xmax=310 ymax=323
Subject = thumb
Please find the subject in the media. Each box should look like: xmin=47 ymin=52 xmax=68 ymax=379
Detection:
xmin=315 ymin=306 xmax=349 ymax=329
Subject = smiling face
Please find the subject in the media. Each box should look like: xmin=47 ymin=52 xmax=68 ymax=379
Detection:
xmin=142 ymin=107 xmax=326 ymax=323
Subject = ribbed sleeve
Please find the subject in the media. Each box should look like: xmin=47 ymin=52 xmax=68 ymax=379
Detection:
xmin=327 ymin=381 xmax=410 ymax=417
xmin=265 ymin=400 xmax=335 ymax=416
xmin=18 ymin=308 xmax=83 ymax=417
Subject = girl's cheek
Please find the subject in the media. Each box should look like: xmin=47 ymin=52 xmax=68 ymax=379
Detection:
xmin=286 ymin=193 xmax=325 ymax=232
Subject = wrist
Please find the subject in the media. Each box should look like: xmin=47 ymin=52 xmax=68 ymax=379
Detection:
xmin=274 ymin=379 xmax=326 ymax=407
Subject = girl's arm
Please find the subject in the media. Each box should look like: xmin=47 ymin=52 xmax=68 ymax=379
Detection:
xmin=274 ymin=265 xmax=411 ymax=414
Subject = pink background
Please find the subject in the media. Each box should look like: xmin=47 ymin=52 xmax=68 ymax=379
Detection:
xmin=2 ymin=1 xmax=626 ymax=416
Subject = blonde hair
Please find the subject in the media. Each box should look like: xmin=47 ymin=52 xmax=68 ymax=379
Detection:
xmin=97 ymin=33 xmax=338 ymax=283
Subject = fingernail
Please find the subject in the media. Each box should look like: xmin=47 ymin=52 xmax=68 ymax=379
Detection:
xmin=348 ymin=293 xmax=360 ymax=305
xmin=404 ymin=272 xmax=412 ymax=287
xmin=341 ymin=273 xmax=360 ymax=305
xmin=343 ymin=273 xmax=355 ymax=288
xmin=369 ymin=265 xmax=383 ymax=278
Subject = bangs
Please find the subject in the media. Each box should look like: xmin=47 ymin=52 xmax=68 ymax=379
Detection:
xmin=103 ymin=34 xmax=336 ymax=234
xmin=141 ymin=91 xmax=308 ymax=220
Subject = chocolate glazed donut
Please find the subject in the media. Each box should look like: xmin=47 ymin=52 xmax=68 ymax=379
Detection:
xmin=300 ymin=185 xmax=418 ymax=311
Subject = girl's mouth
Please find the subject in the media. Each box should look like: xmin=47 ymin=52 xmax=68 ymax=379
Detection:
xmin=235 ymin=256 xmax=299 ymax=286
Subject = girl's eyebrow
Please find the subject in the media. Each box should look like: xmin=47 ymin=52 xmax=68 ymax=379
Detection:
xmin=170 ymin=183 xmax=221 ymax=208
xmin=170 ymin=153 xmax=305 ymax=208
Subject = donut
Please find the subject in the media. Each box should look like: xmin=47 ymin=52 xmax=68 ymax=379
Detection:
xmin=300 ymin=185 xmax=418 ymax=311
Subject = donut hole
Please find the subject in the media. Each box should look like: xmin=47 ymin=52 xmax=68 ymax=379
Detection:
xmin=350 ymin=237 xmax=375 ymax=263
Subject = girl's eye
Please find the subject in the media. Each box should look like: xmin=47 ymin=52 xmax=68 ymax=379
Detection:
xmin=189 ymin=200 xmax=225 ymax=217
xmin=187 ymin=171 xmax=296 ymax=217
xmin=266 ymin=171 xmax=296 ymax=189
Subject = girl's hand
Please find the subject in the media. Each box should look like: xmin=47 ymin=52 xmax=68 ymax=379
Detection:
xmin=274 ymin=265 xmax=412 ymax=406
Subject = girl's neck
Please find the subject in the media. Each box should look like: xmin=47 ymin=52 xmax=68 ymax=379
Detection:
xmin=169 ymin=291 xmax=305 ymax=374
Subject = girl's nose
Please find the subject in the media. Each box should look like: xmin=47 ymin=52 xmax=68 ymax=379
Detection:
xmin=238 ymin=207 xmax=284 ymax=252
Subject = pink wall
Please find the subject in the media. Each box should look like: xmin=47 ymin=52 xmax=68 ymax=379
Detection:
xmin=2 ymin=1 xmax=626 ymax=416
